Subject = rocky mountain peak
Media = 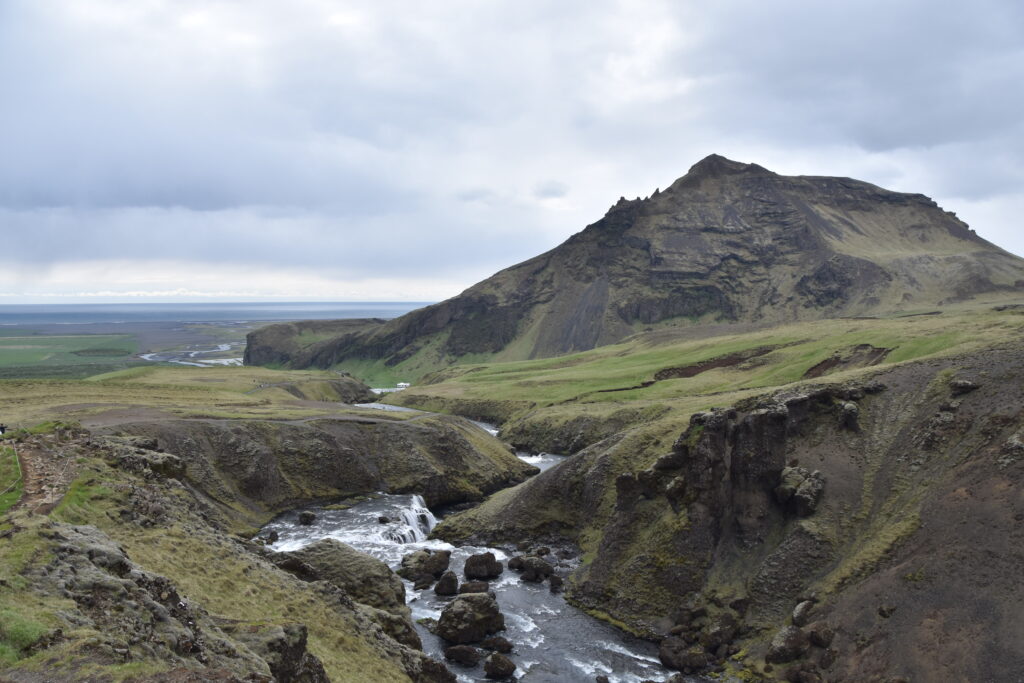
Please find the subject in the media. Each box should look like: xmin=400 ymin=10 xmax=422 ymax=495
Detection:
xmin=246 ymin=156 xmax=1024 ymax=373
xmin=673 ymin=154 xmax=774 ymax=187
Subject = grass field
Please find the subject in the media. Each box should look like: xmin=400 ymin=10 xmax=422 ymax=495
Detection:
xmin=387 ymin=305 xmax=1024 ymax=412
xmin=0 ymin=334 xmax=137 ymax=376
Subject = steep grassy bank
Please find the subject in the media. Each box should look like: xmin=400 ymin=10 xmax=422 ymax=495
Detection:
xmin=432 ymin=343 xmax=1024 ymax=680
xmin=0 ymin=430 xmax=446 ymax=681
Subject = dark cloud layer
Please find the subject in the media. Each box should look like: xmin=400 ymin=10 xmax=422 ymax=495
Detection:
xmin=1 ymin=0 xmax=1021 ymax=299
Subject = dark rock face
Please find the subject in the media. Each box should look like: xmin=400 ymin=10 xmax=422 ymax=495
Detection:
xmin=436 ymin=593 xmax=505 ymax=644
xmin=463 ymin=552 xmax=503 ymax=580
xmin=433 ymin=347 xmax=1024 ymax=681
xmin=659 ymin=636 xmax=709 ymax=672
xmin=483 ymin=652 xmax=516 ymax=679
xmin=236 ymin=623 xmax=330 ymax=683
xmin=245 ymin=155 xmax=1024 ymax=371
xmin=102 ymin=414 xmax=538 ymax=516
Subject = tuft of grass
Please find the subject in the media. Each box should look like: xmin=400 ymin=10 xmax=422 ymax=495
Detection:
xmin=0 ymin=446 xmax=23 ymax=514
xmin=0 ymin=608 xmax=49 ymax=665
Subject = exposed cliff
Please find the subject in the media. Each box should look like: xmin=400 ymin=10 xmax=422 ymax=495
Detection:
xmin=98 ymin=414 xmax=537 ymax=526
xmin=245 ymin=155 xmax=1024 ymax=377
xmin=432 ymin=344 xmax=1024 ymax=680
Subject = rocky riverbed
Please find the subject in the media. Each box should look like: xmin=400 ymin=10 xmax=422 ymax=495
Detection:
xmin=261 ymin=493 xmax=687 ymax=682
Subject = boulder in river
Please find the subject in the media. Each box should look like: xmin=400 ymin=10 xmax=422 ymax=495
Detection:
xmin=398 ymin=548 xmax=451 ymax=580
xmin=483 ymin=652 xmax=516 ymax=679
xmin=464 ymin=552 xmax=504 ymax=580
xmin=435 ymin=571 xmax=459 ymax=596
xmin=444 ymin=644 xmax=481 ymax=666
xmin=437 ymin=593 xmax=505 ymax=644
xmin=480 ymin=635 xmax=513 ymax=653
xmin=298 ymin=511 xmax=316 ymax=525
xmin=519 ymin=556 xmax=554 ymax=582
xmin=459 ymin=580 xmax=491 ymax=594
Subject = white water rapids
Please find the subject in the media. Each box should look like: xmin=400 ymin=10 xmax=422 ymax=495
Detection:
xmin=262 ymin=491 xmax=691 ymax=683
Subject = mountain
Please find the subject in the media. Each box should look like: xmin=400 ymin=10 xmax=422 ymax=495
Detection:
xmin=245 ymin=155 xmax=1024 ymax=375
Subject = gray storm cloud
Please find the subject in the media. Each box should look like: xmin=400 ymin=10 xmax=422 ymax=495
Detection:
xmin=0 ymin=0 xmax=1021 ymax=299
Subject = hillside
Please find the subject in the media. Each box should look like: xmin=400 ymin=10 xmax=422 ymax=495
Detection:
xmin=245 ymin=155 xmax=1024 ymax=381
xmin=389 ymin=302 xmax=1024 ymax=680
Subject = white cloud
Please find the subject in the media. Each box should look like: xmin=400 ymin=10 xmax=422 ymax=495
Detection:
xmin=0 ymin=0 xmax=1022 ymax=300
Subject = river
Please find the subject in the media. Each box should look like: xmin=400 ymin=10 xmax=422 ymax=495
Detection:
xmin=261 ymin=417 xmax=687 ymax=682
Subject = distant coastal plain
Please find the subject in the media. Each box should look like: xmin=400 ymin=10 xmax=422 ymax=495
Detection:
xmin=0 ymin=302 xmax=430 ymax=379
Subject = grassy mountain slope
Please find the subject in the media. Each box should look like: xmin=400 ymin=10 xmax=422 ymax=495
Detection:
xmin=245 ymin=155 xmax=1024 ymax=383
xmin=410 ymin=301 xmax=1024 ymax=680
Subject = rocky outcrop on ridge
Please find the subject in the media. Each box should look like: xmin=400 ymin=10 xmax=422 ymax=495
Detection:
xmin=99 ymin=413 xmax=537 ymax=524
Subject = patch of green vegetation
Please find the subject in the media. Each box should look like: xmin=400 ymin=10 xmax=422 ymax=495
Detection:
xmin=51 ymin=472 xmax=117 ymax=526
xmin=0 ymin=446 xmax=23 ymax=514
xmin=0 ymin=608 xmax=49 ymax=665
xmin=0 ymin=334 xmax=137 ymax=377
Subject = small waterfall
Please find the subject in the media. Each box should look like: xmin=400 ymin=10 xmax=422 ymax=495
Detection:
xmin=383 ymin=494 xmax=437 ymax=544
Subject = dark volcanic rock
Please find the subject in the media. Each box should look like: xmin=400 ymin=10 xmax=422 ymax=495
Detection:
xmin=459 ymin=581 xmax=491 ymax=595
xmin=483 ymin=652 xmax=516 ymax=679
xmin=398 ymin=549 xmax=451 ymax=580
xmin=298 ymin=511 xmax=316 ymax=525
xmin=436 ymin=593 xmax=505 ymax=644
xmin=518 ymin=556 xmax=554 ymax=583
xmin=659 ymin=635 xmax=709 ymax=672
xmin=435 ymin=571 xmax=459 ymax=596
xmin=767 ymin=626 xmax=810 ymax=664
xmin=464 ymin=552 xmax=504 ymax=580
xmin=480 ymin=635 xmax=513 ymax=653
xmin=444 ymin=644 xmax=482 ymax=667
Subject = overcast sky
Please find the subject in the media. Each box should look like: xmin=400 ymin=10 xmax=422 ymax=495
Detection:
xmin=2 ymin=0 xmax=1022 ymax=302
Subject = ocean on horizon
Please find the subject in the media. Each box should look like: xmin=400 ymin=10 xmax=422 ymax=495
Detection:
xmin=0 ymin=302 xmax=433 ymax=326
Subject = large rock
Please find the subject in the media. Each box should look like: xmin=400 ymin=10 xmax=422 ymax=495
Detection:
xmin=444 ymin=644 xmax=482 ymax=666
xmin=483 ymin=652 xmax=516 ymax=679
xmin=435 ymin=571 xmax=459 ymax=596
xmin=518 ymin=556 xmax=554 ymax=583
xmin=766 ymin=625 xmax=810 ymax=664
xmin=283 ymin=539 xmax=405 ymax=612
xmin=278 ymin=539 xmax=420 ymax=649
xmin=398 ymin=548 xmax=451 ymax=581
xmin=659 ymin=635 xmax=709 ymax=672
xmin=234 ymin=623 xmax=329 ymax=683
xmin=436 ymin=593 xmax=505 ymax=644
xmin=464 ymin=552 xmax=504 ymax=580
